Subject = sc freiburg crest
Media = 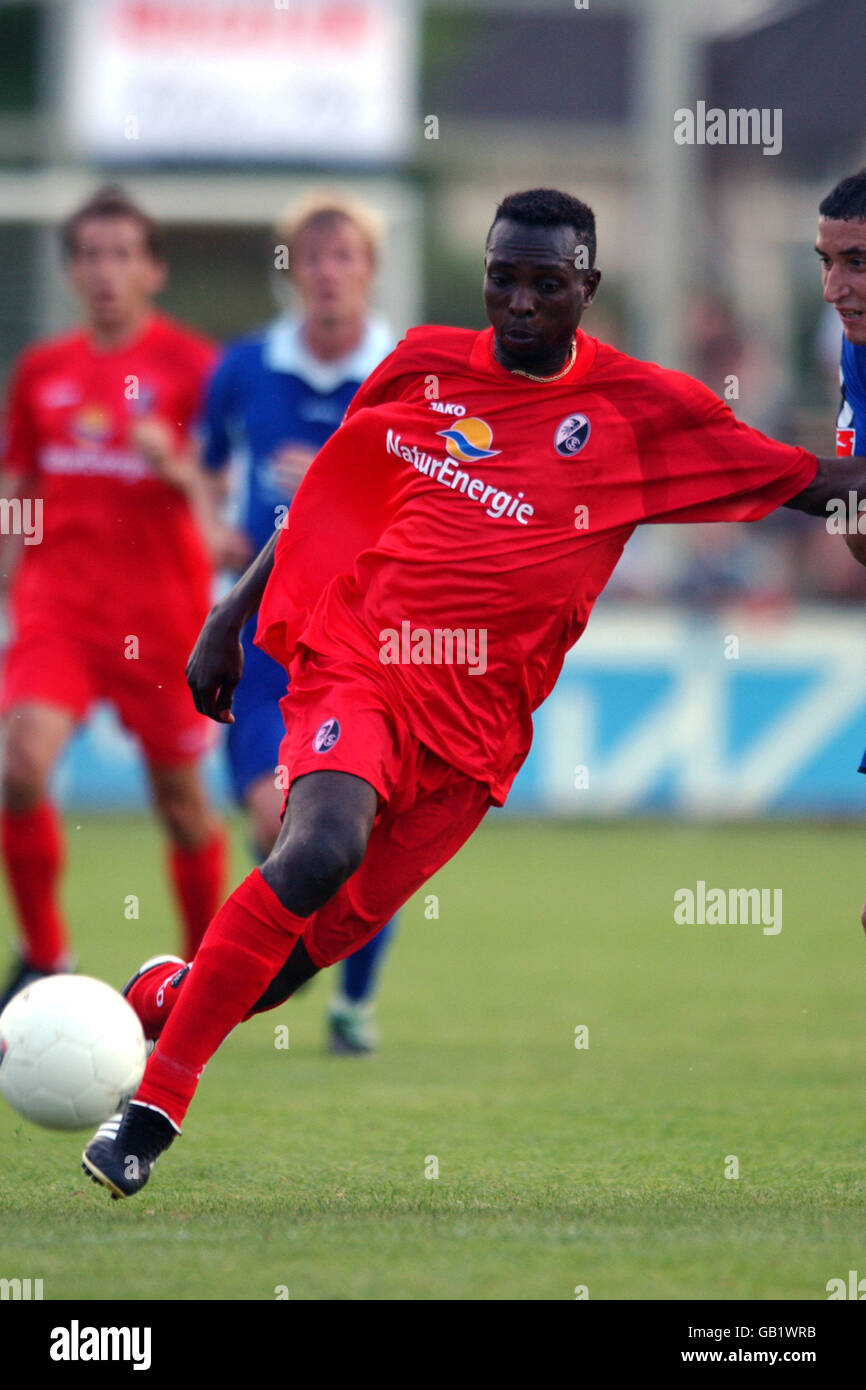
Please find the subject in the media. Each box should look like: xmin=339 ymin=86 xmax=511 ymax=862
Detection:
xmin=554 ymin=413 xmax=591 ymax=457
xmin=313 ymin=718 xmax=341 ymax=753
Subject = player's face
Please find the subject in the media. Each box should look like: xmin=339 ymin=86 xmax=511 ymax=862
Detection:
xmin=291 ymin=218 xmax=374 ymax=325
xmin=66 ymin=217 xmax=165 ymax=333
xmin=816 ymin=216 xmax=866 ymax=345
xmin=484 ymin=220 xmax=600 ymax=374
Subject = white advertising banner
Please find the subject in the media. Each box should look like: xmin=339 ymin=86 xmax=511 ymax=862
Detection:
xmin=63 ymin=0 xmax=417 ymax=162
xmin=513 ymin=605 xmax=866 ymax=818
xmin=57 ymin=605 xmax=866 ymax=816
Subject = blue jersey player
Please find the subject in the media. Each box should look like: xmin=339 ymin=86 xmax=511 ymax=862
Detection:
xmin=199 ymin=195 xmax=396 ymax=1052
xmin=817 ymin=168 xmax=866 ymax=927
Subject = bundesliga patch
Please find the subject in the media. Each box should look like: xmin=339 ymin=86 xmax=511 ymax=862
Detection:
xmin=836 ymin=428 xmax=856 ymax=457
xmin=313 ymin=717 xmax=341 ymax=753
xmin=554 ymin=414 xmax=591 ymax=457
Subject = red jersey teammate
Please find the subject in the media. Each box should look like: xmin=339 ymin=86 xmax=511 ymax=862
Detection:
xmin=0 ymin=187 xmax=227 ymax=1009
xmin=82 ymin=189 xmax=863 ymax=1198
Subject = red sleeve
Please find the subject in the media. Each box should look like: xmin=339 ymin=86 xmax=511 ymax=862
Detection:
xmin=1 ymin=355 xmax=39 ymax=476
xmin=342 ymin=333 xmax=425 ymax=422
xmin=255 ymin=407 xmax=400 ymax=668
xmin=635 ymin=370 xmax=818 ymax=524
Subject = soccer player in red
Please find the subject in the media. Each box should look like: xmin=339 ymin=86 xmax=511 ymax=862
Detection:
xmin=0 ymin=187 xmax=227 ymax=1008
xmin=82 ymin=188 xmax=866 ymax=1198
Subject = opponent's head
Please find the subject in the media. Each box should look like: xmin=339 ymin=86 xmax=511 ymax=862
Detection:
xmin=274 ymin=193 xmax=380 ymax=329
xmin=484 ymin=188 xmax=601 ymax=374
xmin=817 ymin=170 xmax=866 ymax=345
xmin=61 ymin=186 xmax=166 ymax=334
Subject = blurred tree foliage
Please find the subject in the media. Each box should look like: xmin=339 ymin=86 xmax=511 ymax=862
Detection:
xmin=0 ymin=3 xmax=39 ymax=111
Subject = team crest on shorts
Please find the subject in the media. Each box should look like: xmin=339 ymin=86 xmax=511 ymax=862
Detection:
xmin=554 ymin=413 xmax=591 ymax=457
xmin=313 ymin=717 xmax=341 ymax=753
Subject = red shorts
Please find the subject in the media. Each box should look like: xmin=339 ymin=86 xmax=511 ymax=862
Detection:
xmin=277 ymin=644 xmax=493 ymax=969
xmin=0 ymin=620 xmax=214 ymax=766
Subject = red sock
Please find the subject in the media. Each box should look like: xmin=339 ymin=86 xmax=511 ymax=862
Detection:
xmin=169 ymin=828 xmax=227 ymax=958
xmin=136 ymin=869 xmax=304 ymax=1129
xmin=1 ymin=803 xmax=68 ymax=970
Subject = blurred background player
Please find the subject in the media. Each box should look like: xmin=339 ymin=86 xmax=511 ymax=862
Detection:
xmin=0 ymin=186 xmax=227 ymax=1009
xmin=197 ymin=193 xmax=397 ymax=1054
xmin=814 ymin=168 xmax=866 ymax=925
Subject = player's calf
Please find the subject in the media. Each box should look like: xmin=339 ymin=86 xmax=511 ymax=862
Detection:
xmin=247 ymin=937 xmax=320 ymax=1014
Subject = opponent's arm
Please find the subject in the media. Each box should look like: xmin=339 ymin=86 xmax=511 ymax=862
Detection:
xmin=186 ymin=527 xmax=280 ymax=723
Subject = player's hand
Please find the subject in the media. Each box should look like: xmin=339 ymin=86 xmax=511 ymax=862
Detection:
xmin=269 ymin=444 xmax=317 ymax=494
xmin=186 ymin=605 xmax=245 ymax=724
xmin=130 ymin=416 xmax=192 ymax=490
xmin=205 ymin=522 xmax=254 ymax=572
xmin=843 ymin=531 xmax=866 ymax=568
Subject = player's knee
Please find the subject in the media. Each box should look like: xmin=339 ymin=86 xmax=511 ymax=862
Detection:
xmin=151 ymin=782 xmax=212 ymax=847
xmin=1 ymin=743 xmax=50 ymax=810
xmin=310 ymin=810 xmax=368 ymax=883
xmin=265 ymin=813 xmax=368 ymax=911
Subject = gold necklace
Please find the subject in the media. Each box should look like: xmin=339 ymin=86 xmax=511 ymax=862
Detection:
xmin=508 ymin=334 xmax=577 ymax=383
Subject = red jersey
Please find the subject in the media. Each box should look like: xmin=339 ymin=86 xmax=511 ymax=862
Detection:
xmin=1 ymin=313 xmax=215 ymax=654
xmin=256 ymin=325 xmax=818 ymax=803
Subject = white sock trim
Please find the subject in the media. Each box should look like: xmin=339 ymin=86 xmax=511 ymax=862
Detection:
xmin=129 ymin=1099 xmax=182 ymax=1135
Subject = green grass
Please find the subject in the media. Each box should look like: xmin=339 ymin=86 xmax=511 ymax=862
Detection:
xmin=1 ymin=814 xmax=865 ymax=1300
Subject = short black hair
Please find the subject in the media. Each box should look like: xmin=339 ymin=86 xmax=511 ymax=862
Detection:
xmin=61 ymin=185 xmax=164 ymax=260
xmin=488 ymin=188 xmax=597 ymax=268
xmin=819 ymin=169 xmax=866 ymax=224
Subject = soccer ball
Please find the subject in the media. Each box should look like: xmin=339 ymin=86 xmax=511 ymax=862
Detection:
xmin=0 ymin=975 xmax=146 ymax=1131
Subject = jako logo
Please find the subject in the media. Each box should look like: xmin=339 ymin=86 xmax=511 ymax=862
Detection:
xmin=437 ymin=417 xmax=499 ymax=462
xmin=0 ymin=1277 xmax=43 ymax=1300
xmin=429 ymin=400 xmax=466 ymax=417
xmin=827 ymin=1270 xmax=866 ymax=1299
xmin=313 ymin=718 xmax=341 ymax=753
xmin=49 ymin=1321 xmax=152 ymax=1370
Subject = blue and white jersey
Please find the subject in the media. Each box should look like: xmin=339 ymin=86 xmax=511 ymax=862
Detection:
xmin=835 ymin=338 xmax=866 ymax=774
xmin=199 ymin=313 xmax=394 ymax=555
xmin=836 ymin=337 xmax=866 ymax=456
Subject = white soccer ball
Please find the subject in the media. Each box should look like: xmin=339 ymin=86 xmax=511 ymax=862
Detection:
xmin=0 ymin=975 xmax=146 ymax=1131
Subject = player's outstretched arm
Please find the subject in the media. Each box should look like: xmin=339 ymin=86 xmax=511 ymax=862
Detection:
xmin=785 ymin=456 xmax=866 ymax=568
xmin=783 ymin=454 xmax=866 ymax=516
xmin=186 ymin=528 xmax=280 ymax=723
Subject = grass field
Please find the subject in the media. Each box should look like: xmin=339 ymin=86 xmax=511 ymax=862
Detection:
xmin=1 ymin=813 xmax=865 ymax=1301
